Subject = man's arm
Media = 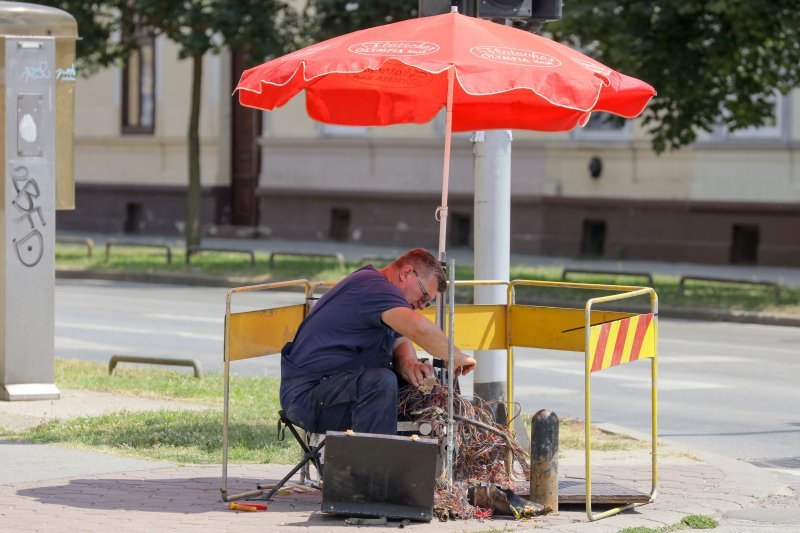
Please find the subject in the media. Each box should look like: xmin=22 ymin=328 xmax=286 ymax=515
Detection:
xmin=391 ymin=337 xmax=434 ymax=388
xmin=381 ymin=307 xmax=476 ymax=376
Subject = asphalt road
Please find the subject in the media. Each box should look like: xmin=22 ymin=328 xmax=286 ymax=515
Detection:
xmin=54 ymin=280 xmax=800 ymax=466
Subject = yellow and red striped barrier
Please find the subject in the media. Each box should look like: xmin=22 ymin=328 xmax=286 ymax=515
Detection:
xmin=588 ymin=313 xmax=655 ymax=373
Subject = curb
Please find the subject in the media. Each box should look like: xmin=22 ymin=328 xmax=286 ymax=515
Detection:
xmin=659 ymin=304 xmax=800 ymax=328
xmin=56 ymin=268 xmax=251 ymax=289
xmin=56 ymin=269 xmax=800 ymax=327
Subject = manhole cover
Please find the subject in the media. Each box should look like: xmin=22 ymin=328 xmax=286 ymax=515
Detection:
xmin=558 ymin=479 xmax=650 ymax=505
xmin=749 ymin=457 xmax=800 ymax=469
xmin=515 ymin=480 xmax=650 ymax=505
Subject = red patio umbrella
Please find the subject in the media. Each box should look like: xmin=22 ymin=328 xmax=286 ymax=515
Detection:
xmin=236 ymin=9 xmax=655 ymax=259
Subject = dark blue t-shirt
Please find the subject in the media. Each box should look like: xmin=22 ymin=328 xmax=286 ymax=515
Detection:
xmin=280 ymin=265 xmax=411 ymax=408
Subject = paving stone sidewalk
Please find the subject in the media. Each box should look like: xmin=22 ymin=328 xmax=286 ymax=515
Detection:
xmin=0 ymin=457 xmax=728 ymax=532
xmin=0 ymin=391 xmax=790 ymax=532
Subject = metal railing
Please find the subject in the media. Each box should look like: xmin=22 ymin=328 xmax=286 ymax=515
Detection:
xmin=108 ymin=355 xmax=202 ymax=378
xmin=105 ymin=240 xmax=172 ymax=264
xmin=679 ymin=275 xmax=780 ymax=303
xmin=56 ymin=236 xmax=95 ymax=258
xmin=562 ymin=268 xmax=654 ymax=288
xmin=186 ymin=246 xmax=256 ymax=265
xmin=268 ymin=251 xmax=345 ymax=270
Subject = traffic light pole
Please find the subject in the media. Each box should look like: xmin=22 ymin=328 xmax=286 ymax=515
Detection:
xmin=420 ymin=0 xmax=561 ymax=408
xmin=471 ymin=129 xmax=512 ymax=406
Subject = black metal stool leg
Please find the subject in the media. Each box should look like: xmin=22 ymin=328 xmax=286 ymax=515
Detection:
xmin=251 ymin=413 xmax=325 ymax=502
xmin=260 ymin=440 xmax=325 ymax=501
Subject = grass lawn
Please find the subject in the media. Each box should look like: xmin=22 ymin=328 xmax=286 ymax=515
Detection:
xmin=12 ymin=359 xmax=297 ymax=464
xmin=56 ymin=244 xmax=800 ymax=313
xmin=8 ymin=360 xmax=642 ymax=465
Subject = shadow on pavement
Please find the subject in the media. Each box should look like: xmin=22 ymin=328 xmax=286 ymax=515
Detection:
xmin=17 ymin=475 xmax=321 ymax=514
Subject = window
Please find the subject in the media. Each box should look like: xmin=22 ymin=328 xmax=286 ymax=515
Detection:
xmin=721 ymin=95 xmax=785 ymax=140
xmin=730 ymin=225 xmax=759 ymax=265
xmin=122 ymin=32 xmax=155 ymax=134
xmin=124 ymin=202 xmax=143 ymax=233
xmin=330 ymin=207 xmax=351 ymax=241
xmin=448 ymin=212 xmax=471 ymax=247
xmin=571 ymin=112 xmax=630 ymax=141
xmin=580 ymin=219 xmax=606 ymax=257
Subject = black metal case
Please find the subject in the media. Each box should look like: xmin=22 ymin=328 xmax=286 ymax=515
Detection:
xmin=321 ymin=431 xmax=438 ymax=521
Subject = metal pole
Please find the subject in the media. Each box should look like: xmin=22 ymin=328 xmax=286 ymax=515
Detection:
xmin=445 ymin=258 xmax=456 ymax=483
xmin=530 ymin=409 xmax=559 ymax=511
xmin=221 ymin=292 xmax=232 ymax=498
xmin=471 ymin=129 xmax=512 ymax=405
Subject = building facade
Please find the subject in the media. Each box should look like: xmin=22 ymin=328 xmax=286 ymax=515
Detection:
xmin=59 ymin=38 xmax=800 ymax=266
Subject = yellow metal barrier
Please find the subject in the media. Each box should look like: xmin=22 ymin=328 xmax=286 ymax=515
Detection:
xmin=584 ymin=288 xmax=658 ymax=520
xmin=221 ymin=279 xmax=311 ymax=502
xmin=503 ymin=281 xmax=657 ymax=520
xmin=218 ymin=275 xmax=658 ymax=518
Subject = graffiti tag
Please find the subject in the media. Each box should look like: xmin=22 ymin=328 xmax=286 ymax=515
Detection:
xmin=11 ymin=166 xmax=46 ymax=267
xmin=56 ymin=63 xmax=76 ymax=82
xmin=21 ymin=61 xmax=52 ymax=83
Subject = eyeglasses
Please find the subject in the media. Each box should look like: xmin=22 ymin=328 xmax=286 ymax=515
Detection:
xmin=412 ymin=269 xmax=431 ymax=308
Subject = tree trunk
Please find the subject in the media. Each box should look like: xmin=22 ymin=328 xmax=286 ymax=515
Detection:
xmin=185 ymin=52 xmax=203 ymax=249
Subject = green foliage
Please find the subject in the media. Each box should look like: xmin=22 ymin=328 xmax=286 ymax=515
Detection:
xmin=36 ymin=0 xmax=298 ymax=68
xmin=302 ymin=1 xmax=800 ymax=153
xmin=618 ymin=513 xmax=718 ymax=532
xmin=681 ymin=515 xmax=718 ymax=529
xmin=134 ymin=0 xmax=298 ymax=64
xmin=28 ymin=1 xmax=139 ymax=75
xmin=304 ymin=0 xmax=417 ymax=42
xmin=549 ymin=1 xmax=800 ymax=153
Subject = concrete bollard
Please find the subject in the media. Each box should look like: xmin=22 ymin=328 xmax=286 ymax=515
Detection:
xmin=530 ymin=409 xmax=559 ymax=512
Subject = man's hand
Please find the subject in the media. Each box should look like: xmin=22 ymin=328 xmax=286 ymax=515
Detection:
xmin=383 ymin=308 xmax=479 ymax=382
xmin=395 ymin=356 xmax=434 ymax=388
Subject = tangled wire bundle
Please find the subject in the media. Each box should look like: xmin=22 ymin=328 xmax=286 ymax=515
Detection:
xmin=397 ymin=383 xmax=530 ymax=520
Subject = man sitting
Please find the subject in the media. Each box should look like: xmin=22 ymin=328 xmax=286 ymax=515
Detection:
xmin=280 ymin=248 xmax=476 ymax=435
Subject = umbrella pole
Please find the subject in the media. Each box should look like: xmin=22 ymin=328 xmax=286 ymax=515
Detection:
xmin=437 ymin=67 xmax=455 ymax=265
xmin=436 ymin=68 xmax=456 ymax=332
xmin=437 ymin=67 xmax=456 ymax=484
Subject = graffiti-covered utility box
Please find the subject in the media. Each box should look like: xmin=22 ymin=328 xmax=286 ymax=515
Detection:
xmin=0 ymin=2 xmax=77 ymax=400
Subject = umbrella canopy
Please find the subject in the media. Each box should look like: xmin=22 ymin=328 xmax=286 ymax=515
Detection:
xmin=237 ymin=11 xmax=654 ymax=131
xmin=236 ymin=10 xmax=655 ymax=257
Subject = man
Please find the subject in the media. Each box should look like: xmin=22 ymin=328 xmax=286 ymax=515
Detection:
xmin=280 ymin=248 xmax=476 ymax=435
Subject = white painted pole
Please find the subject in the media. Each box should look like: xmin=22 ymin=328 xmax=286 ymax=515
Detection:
xmin=471 ymin=129 xmax=512 ymax=404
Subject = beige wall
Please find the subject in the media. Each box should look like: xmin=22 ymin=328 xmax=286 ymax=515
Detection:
xmin=70 ymin=32 xmax=800 ymax=212
xmin=692 ymin=148 xmax=799 ymax=202
xmin=74 ymin=37 xmax=230 ymax=188
xmin=260 ymin=85 xmax=799 ymax=206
